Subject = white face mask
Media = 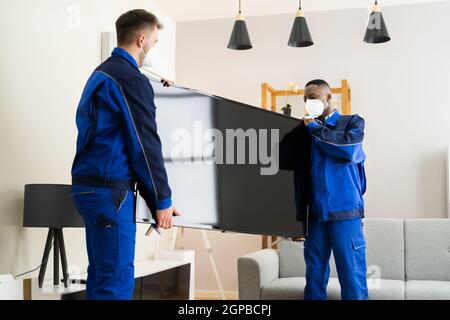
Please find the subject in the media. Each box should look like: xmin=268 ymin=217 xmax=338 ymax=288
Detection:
xmin=305 ymin=99 xmax=326 ymax=118
xmin=141 ymin=37 xmax=154 ymax=67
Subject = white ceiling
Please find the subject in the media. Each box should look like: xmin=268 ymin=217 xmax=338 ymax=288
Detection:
xmin=154 ymin=0 xmax=447 ymax=22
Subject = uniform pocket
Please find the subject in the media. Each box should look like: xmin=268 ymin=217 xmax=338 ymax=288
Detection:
xmin=111 ymin=189 xmax=129 ymax=213
xmin=351 ymin=235 xmax=366 ymax=250
xmin=351 ymin=235 xmax=367 ymax=275
xmin=92 ymin=215 xmax=119 ymax=272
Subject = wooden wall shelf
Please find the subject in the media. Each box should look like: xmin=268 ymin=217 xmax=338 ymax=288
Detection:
xmin=261 ymin=79 xmax=351 ymax=116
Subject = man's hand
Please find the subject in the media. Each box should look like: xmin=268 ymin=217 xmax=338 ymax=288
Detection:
xmin=303 ymin=117 xmax=316 ymax=126
xmin=161 ymin=78 xmax=174 ymax=87
xmin=156 ymin=206 xmax=182 ymax=229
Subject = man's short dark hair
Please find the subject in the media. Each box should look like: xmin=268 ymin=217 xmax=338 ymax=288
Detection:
xmin=305 ymin=79 xmax=331 ymax=88
xmin=115 ymin=9 xmax=163 ymax=46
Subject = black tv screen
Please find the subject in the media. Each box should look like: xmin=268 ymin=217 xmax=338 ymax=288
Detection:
xmin=136 ymin=80 xmax=305 ymax=238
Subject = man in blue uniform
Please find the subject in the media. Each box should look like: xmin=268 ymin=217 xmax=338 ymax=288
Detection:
xmin=70 ymin=9 xmax=180 ymax=300
xmin=302 ymin=79 xmax=368 ymax=300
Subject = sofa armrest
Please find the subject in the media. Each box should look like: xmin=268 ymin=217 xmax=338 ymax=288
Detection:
xmin=237 ymin=249 xmax=279 ymax=300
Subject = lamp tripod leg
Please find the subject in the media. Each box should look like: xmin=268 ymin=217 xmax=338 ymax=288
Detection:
xmin=58 ymin=229 xmax=69 ymax=288
xmin=38 ymin=229 xmax=55 ymax=288
xmin=53 ymin=230 xmax=59 ymax=286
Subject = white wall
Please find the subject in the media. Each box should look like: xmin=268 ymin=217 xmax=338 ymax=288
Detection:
xmin=176 ymin=1 xmax=450 ymax=291
xmin=0 ymin=0 xmax=176 ymax=278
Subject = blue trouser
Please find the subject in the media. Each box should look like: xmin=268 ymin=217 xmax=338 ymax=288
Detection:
xmin=71 ymin=185 xmax=136 ymax=300
xmin=304 ymin=217 xmax=368 ymax=300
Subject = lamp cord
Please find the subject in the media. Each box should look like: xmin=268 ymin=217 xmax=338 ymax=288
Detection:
xmin=299 ymin=0 xmax=302 ymax=9
xmin=13 ymin=239 xmax=55 ymax=279
xmin=239 ymin=0 xmax=241 ymax=13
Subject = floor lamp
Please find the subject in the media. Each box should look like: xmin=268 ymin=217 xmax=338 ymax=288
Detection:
xmin=23 ymin=184 xmax=84 ymax=288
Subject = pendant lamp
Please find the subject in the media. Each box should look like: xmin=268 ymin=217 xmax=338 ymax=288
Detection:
xmin=364 ymin=1 xmax=391 ymax=44
xmin=228 ymin=0 xmax=253 ymax=50
xmin=288 ymin=0 xmax=314 ymax=47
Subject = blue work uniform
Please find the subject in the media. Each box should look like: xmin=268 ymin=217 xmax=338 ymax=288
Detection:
xmin=304 ymin=110 xmax=368 ymax=300
xmin=70 ymin=47 xmax=172 ymax=300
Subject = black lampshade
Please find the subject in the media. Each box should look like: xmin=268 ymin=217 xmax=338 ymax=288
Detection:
xmin=364 ymin=3 xmax=391 ymax=44
xmin=288 ymin=9 xmax=314 ymax=47
xmin=23 ymin=184 xmax=84 ymax=228
xmin=228 ymin=14 xmax=252 ymax=50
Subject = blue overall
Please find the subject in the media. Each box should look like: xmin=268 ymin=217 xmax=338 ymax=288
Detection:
xmin=71 ymin=48 xmax=172 ymax=299
xmin=304 ymin=110 xmax=368 ymax=300
xmin=71 ymin=185 xmax=136 ymax=300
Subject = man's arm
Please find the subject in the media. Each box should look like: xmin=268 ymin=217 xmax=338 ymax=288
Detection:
xmin=106 ymin=76 xmax=172 ymax=216
xmin=113 ymin=76 xmax=182 ymax=228
xmin=305 ymin=115 xmax=365 ymax=163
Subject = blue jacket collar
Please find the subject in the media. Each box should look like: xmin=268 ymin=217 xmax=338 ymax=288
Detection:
xmin=112 ymin=47 xmax=139 ymax=69
xmin=324 ymin=109 xmax=340 ymax=127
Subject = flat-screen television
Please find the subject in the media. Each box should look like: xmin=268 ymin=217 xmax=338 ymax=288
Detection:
xmin=136 ymin=80 xmax=305 ymax=238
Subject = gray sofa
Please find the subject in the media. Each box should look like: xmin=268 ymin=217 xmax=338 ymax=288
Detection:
xmin=237 ymin=219 xmax=450 ymax=300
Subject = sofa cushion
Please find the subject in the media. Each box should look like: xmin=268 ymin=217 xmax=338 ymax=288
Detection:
xmin=328 ymin=278 xmax=405 ymax=300
xmin=278 ymin=240 xmax=306 ymax=278
xmin=405 ymin=219 xmax=450 ymax=281
xmin=260 ymin=277 xmax=342 ymax=300
xmin=261 ymin=277 xmax=405 ymax=300
xmin=278 ymin=219 xmax=404 ymax=280
xmin=278 ymin=239 xmax=339 ymax=278
xmin=368 ymin=279 xmax=405 ymax=300
xmin=364 ymin=219 xmax=405 ymax=280
xmin=324 ymin=278 xmax=342 ymax=300
xmin=261 ymin=277 xmax=305 ymax=300
xmin=406 ymin=281 xmax=450 ymax=300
